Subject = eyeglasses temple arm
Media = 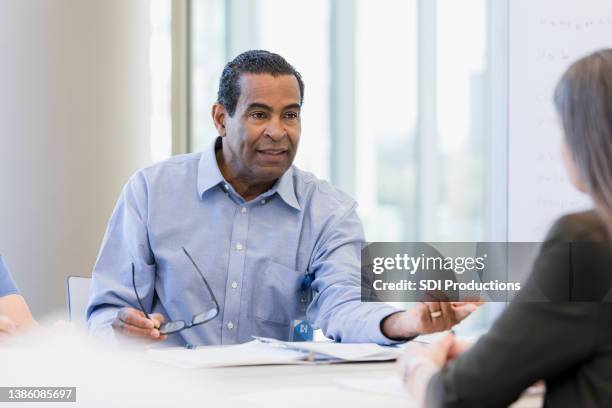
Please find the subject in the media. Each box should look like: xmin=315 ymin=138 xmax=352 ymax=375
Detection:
xmin=131 ymin=263 xmax=152 ymax=320
xmin=182 ymin=247 xmax=220 ymax=311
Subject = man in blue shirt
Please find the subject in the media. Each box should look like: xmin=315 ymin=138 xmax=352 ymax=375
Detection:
xmin=87 ymin=50 xmax=477 ymax=346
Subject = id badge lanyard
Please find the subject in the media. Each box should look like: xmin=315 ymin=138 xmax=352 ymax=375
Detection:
xmin=290 ymin=270 xmax=315 ymax=341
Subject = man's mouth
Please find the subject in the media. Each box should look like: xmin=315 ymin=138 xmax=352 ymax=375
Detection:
xmin=257 ymin=149 xmax=288 ymax=156
xmin=256 ymin=148 xmax=289 ymax=164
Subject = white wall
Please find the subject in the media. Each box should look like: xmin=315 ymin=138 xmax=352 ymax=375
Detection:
xmin=0 ymin=0 xmax=153 ymax=316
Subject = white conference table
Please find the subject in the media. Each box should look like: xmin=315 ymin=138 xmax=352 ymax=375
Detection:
xmin=175 ymin=361 xmax=543 ymax=407
xmin=0 ymin=336 xmax=543 ymax=407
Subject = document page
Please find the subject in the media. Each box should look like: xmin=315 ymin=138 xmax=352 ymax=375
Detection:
xmin=253 ymin=337 xmax=403 ymax=361
xmin=147 ymin=340 xmax=307 ymax=368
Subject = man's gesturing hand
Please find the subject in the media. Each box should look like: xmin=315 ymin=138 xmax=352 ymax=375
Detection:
xmin=112 ymin=307 xmax=168 ymax=341
xmin=382 ymin=302 xmax=481 ymax=340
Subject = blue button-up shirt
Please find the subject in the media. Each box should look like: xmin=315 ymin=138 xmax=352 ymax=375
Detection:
xmin=87 ymin=138 xmax=399 ymax=346
xmin=0 ymin=256 xmax=19 ymax=298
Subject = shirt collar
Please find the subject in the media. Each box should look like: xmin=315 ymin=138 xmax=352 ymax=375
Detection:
xmin=197 ymin=137 xmax=225 ymax=197
xmin=197 ymin=137 xmax=301 ymax=211
xmin=273 ymin=167 xmax=301 ymax=211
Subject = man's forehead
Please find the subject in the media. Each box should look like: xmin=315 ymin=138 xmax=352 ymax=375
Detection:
xmin=237 ymin=73 xmax=301 ymax=105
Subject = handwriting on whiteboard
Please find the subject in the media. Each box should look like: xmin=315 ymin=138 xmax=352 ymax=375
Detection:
xmin=507 ymin=1 xmax=608 ymax=241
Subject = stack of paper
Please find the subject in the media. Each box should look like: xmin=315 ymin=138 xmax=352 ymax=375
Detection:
xmin=146 ymin=338 xmax=403 ymax=369
xmin=253 ymin=337 xmax=402 ymax=362
xmin=147 ymin=340 xmax=306 ymax=368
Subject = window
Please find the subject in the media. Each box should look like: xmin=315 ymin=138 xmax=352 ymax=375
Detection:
xmin=150 ymin=0 xmax=173 ymax=162
xmin=436 ymin=0 xmax=487 ymax=242
xmin=354 ymin=0 xmax=418 ymax=241
xmin=190 ymin=0 xmax=226 ymax=153
xmin=254 ymin=0 xmax=331 ymax=178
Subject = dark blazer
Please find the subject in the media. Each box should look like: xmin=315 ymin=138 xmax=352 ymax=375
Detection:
xmin=426 ymin=211 xmax=612 ymax=407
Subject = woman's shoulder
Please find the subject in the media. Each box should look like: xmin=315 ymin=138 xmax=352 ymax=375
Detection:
xmin=532 ymin=210 xmax=612 ymax=302
xmin=545 ymin=210 xmax=609 ymax=242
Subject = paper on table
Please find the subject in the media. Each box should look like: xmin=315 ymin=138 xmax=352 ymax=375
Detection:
xmin=146 ymin=340 xmax=307 ymax=369
xmin=253 ymin=337 xmax=403 ymax=361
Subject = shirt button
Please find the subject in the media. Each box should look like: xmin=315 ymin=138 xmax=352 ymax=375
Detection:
xmin=235 ymin=243 xmax=243 ymax=251
xmin=260 ymin=199 xmax=266 ymax=205
xmin=231 ymin=281 xmax=238 ymax=289
xmin=227 ymin=321 xmax=234 ymax=330
xmin=241 ymin=207 xmax=247 ymax=214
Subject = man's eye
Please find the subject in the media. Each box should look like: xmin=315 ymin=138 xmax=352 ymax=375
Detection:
xmin=250 ymin=112 xmax=266 ymax=119
xmin=285 ymin=111 xmax=299 ymax=119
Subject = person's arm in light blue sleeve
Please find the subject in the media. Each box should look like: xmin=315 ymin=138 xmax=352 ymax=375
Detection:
xmin=0 ymin=256 xmax=36 ymax=335
xmin=0 ymin=256 xmax=19 ymax=298
xmin=86 ymin=172 xmax=166 ymax=342
xmin=307 ymin=203 xmax=479 ymax=345
xmin=306 ymin=203 xmax=403 ymax=345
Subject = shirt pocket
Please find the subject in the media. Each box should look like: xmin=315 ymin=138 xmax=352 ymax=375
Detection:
xmin=251 ymin=259 xmax=306 ymax=325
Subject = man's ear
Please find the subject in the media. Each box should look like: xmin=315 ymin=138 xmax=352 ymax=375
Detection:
xmin=212 ymin=103 xmax=227 ymax=136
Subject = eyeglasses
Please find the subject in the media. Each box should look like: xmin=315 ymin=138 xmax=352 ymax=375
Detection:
xmin=131 ymin=247 xmax=220 ymax=335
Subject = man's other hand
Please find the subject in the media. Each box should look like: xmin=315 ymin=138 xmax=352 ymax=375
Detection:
xmin=111 ymin=307 xmax=168 ymax=341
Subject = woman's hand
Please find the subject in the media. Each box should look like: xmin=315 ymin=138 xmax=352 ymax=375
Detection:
xmin=448 ymin=337 xmax=473 ymax=361
xmin=397 ymin=332 xmax=457 ymax=406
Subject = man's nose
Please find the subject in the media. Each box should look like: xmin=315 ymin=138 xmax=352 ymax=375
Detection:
xmin=264 ymin=118 xmax=287 ymax=141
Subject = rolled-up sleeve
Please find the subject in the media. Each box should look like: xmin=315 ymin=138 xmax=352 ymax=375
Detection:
xmin=87 ymin=172 xmax=157 ymax=339
xmin=307 ymin=202 xmax=402 ymax=344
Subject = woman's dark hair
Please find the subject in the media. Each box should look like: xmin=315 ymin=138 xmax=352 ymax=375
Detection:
xmin=217 ymin=50 xmax=304 ymax=117
xmin=554 ymin=49 xmax=612 ymax=234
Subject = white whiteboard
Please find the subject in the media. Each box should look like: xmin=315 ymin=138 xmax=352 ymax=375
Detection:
xmin=507 ymin=0 xmax=612 ymax=241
